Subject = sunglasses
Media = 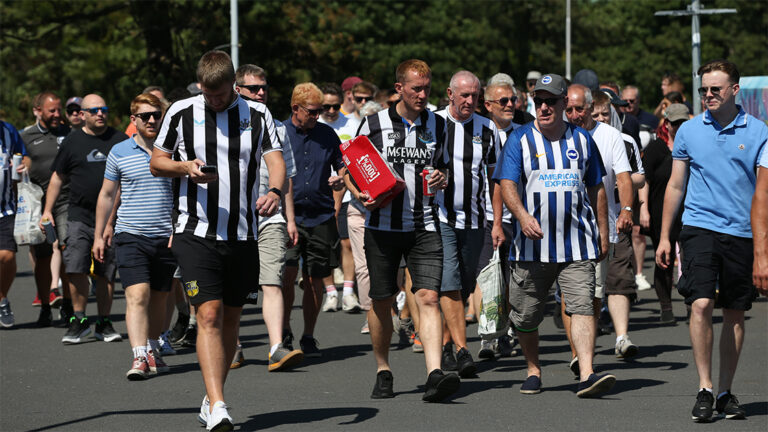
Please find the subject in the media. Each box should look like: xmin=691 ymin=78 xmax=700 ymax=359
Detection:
xmin=82 ymin=106 xmax=108 ymax=115
xmin=489 ymin=97 xmax=517 ymax=107
xmin=135 ymin=111 xmax=162 ymax=122
xmin=323 ymin=104 xmax=341 ymax=112
xmin=533 ymin=97 xmax=561 ymax=107
xmin=624 ymin=99 xmax=636 ymax=104
xmin=239 ymin=84 xmax=269 ymax=93
xmin=565 ymin=105 xmax=588 ymax=114
xmin=670 ymin=119 xmax=685 ymax=127
xmin=354 ymin=95 xmax=372 ymax=104
xmin=300 ymin=105 xmax=323 ymax=116
xmin=697 ymin=84 xmax=732 ymax=97
xmin=66 ymin=108 xmax=81 ymax=115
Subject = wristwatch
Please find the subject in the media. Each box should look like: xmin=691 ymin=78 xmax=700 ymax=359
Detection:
xmin=622 ymin=206 xmax=633 ymax=212
xmin=268 ymin=187 xmax=283 ymax=198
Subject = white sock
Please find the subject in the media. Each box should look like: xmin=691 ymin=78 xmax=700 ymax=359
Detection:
xmin=269 ymin=343 xmax=279 ymax=356
xmin=342 ymin=282 xmax=354 ymax=297
xmin=702 ymin=387 xmax=713 ymax=394
xmin=132 ymin=345 xmax=147 ymax=359
xmin=148 ymin=338 xmax=160 ymax=352
xmin=325 ymin=285 xmax=338 ymax=295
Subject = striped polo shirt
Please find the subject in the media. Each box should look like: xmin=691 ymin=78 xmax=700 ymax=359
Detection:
xmin=435 ymin=109 xmax=501 ymax=229
xmin=493 ymin=122 xmax=606 ymax=263
xmin=104 ymin=137 xmax=173 ymax=237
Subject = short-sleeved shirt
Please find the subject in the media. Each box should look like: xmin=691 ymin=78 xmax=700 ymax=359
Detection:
xmin=485 ymin=121 xmax=522 ymax=224
xmin=19 ymin=122 xmax=70 ymax=192
xmin=283 ymin=118 xmax=343 ymax=227
xmin=355 ymin=104 xmax=447 ymax=232
xmin=258 ymin=120 xmax=297 ymax=228
xmin=1 ymin=121 xmax=28 ymax=217
xmin=320 ymin=115 xmax=360 ymax=143
xmin=104 ymin=137 xmax=173 ymax=237
xmin=672 ymin=106 xmax=768 ymax=238
xmin=435 ymin=110 xmax=501 ymax=229
xmin=761 ymin=143 xmax=768 ymax=168
xmin=588 ymin=122 xmax=631 ymax=244
xmin=493 ymin=122 xmax=606 ymax=263
xmin=51 ymin=127 xmax=127 ymax=226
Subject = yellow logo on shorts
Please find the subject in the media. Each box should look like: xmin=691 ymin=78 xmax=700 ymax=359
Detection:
xmin=185 ymin=280 xmax=199 ymax=298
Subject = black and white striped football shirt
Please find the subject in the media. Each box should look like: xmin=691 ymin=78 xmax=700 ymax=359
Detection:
xmin=485 ymin=121 xmax=521 ymax=224
xmin=355 ymin=104 xmax=446 ymax=232
xmin=435 ymin=110 xmax=501 ymax=229
xmin=155 ymin=94 xmax=281 ymax=241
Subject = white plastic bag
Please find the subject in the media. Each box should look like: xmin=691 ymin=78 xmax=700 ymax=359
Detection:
xmin=477 ymin=248 xmax=507 ymax=338
xmin=13 ymin=172 xmax=45 ymax=245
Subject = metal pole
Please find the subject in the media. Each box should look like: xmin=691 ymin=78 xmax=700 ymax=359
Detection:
xmin=691 ymin=0 xmax=701 ymax=115
xmin=230 ymin=0 xmax=239 ymax=69
xmin=565 ymin=0 xmax=571 ymax=80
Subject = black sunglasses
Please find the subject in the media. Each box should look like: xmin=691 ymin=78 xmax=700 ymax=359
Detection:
xmin=533 ymin=97 xmax=560 ymax=107
xmin=66 ymin=108 xmax=81 ymax=115
xmin=670 ymin=119 xmax=685 ymax=127
xmin=82 ymin=106 xmax=109 ymax=115
xmin=354 ymin=95 xmax=372 ymax=104
xmin=489 ymin=97 xmax=517 ymax=107
xmin=697 ymin=85 xmax=731 ymax=97
xmin=135 ymin=111 xmax=162 ymax=122
xmin=239 ymin=84 xmax=269 ymax=93
xmin=323 ymin=104 xmax=341 ymax=112
xmin=300 ymin=105 xmax=323 ymax=116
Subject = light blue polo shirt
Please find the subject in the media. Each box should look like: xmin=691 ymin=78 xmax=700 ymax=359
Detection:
xmin=672 ymin=105 xmax=768 ymax=238
xmin=104 ymin=137 xmax=173 ymax=238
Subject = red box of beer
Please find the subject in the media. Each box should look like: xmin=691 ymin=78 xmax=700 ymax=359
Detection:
xmin=340 ymin=135 xmax=405 ymax=208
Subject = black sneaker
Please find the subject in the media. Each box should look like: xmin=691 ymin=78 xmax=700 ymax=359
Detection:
xmin=244 ymin=289 xmax=259 ymax=305
xmin=300 ymin=336 xmax=322 ymax=358
xmin=282 ymin=332 xmax=295 ymax=351
xmin=692 ymin=389 xmax=714 ymax=422
xmin=59 ymin=303 xmax=74 ymax=327
xmin=169 ymin=313 xmax=190 ymax=346
xmin=576 ymin=373 xmax=616 ymax=398
xmin=94 ymin=317 xmax=122 ymax=342
xmin=62 ymin=316 xmax=91 ymax=344
xmin=715 ymin=391 xmax=745 ymax=420
xmin=441 ymin=342 xmax=457 ymax=371
xmin=456 ymin=347 xmax=477 ymax=378
xmin=422 ymin=369 xmax=460 ymax=402
xmin=179 ymin=324 xmax=197 ymax=347
xmin=36 ymin=306 xmax=53 ymax=327
xmin=371 ymin=370 xmax=394 ymax=399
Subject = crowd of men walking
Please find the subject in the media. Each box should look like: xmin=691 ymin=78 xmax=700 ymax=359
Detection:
xmin=1 ymin=52 xmax=766 ymax=431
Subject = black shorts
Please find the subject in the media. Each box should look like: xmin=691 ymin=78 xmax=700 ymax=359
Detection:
xmin=337 ymin=201 xmax=350 ymax=239
xmin=285 ymin=217 xmax=339 ymax=277
xmin=0 ymin=215 xmax=16 ymax=252
xmin=677 ymin=225 xmax=757 ymax=310
xmin=114 ymin=233 xmax=176 ymax=291
xmin=171 ymin=233 xmax=259 ymax=307
xmin=364 ymin=228 xmax=442 ymax=299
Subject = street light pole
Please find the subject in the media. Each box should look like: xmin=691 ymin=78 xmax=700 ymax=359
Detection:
xmin=230 ymin=0 xmax=239 ymax=69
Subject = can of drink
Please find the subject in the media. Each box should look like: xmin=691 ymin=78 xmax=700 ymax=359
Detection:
xmin=42 ymin=217 xmax=57 ymax=244
xmin=11 ymin=153 xmax=22 ymax=181
xmin=422 ymin=166 xmax=435 ymax=197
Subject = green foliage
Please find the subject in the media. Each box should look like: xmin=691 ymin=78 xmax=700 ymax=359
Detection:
xmin=1 ymin=0 xmax=766 ymax=128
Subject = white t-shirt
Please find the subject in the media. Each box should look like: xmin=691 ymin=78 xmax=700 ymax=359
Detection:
xmin=588 ymin=121 xmax=631 ymax=243
xmin=320 ymin=115 xmax=361 ymax=204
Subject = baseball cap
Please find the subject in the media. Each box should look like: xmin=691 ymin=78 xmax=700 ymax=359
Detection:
xmin=599 ymin=88 xmax=629 ymax=107
xmin=65 ymin=96 xmax=82 ymax=108
xmin=573 ymin=69 xmax=599 ymax=92
xmin=526 ymin=71 xmax=542 ymax=81
xmin=341 ymin=76 xmax=362 ymax=92
xmin=533 ymin=74 xmax=567 ymax=97
xmin=665 ymin=103 xmax=690 ymax=122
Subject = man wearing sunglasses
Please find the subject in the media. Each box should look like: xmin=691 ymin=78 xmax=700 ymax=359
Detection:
xmin=20 ymin=92 xmax=71 ymax=326
xmin=493 ymin=73 xmax=614 ymax=398
xmin=350 ymin=81 xmax=378 ymax=123
xmin=41 ymin=94 xmax=128 ymax=346
xmin=65 ymin=96 xmax=84 ymax=130
xmin=657 ymin=59 xmax=767 ymax=422
xmin=281 ymin=82 xmax=346 ymax=358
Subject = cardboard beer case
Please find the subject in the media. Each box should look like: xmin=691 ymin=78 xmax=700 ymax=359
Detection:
xmin=340 ymin=135 xmax=405 ymax=207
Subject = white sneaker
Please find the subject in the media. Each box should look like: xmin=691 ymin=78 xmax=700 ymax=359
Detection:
xmin=207 ymin=400 xmax=233 ymax=431
xmin=635 ymin=274 xmax=652 ymax=291
xmin=615 ymin=336 xmax=639 ymax=358
xmin=198 ymin=396 xmax=209 ymax=426
xmin=396 ymin=291 xmax=406 ymax=311
xmin=341 ymin=293 xmax=362 ymax=312
xmin=321 ymin=294 xmax=339 ymax=312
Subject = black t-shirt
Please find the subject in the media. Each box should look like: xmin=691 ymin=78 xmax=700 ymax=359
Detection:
xmin=641 ymin=138 xmax=682 ymax=239
xmin=51 ymin=127 xmax=127 ymax=225
xmin=619 ymin=112 xmax=641 ymax=150
xmin=513 ymin=110 xmax=534 ymax=125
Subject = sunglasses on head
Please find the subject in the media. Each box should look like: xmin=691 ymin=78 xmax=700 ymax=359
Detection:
xmin=323 ymin=104 xmax=341 ymax=112
xmin=354 ymin=95 xmax=372 ymax=104
xmin=697 ymin=85 xmax=731 ymax=97
xmin=489 ymin=97 xmax=517 ymax=107
xmin=239 ymin=84 xmax=268 ymax=93
xmin=300 ymin=105 xmax=323 ymax=116
xmin=82 ymin=106 xmax=108 ymax=115
xmin=135 ymin=111 xmax=162 ymax=122
xmin=533 ymin=97 xmax=560 ymax=107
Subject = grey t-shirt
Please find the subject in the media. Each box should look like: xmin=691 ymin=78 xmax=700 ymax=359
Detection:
xmin=20 ymin=122 xmax=71 ymax=207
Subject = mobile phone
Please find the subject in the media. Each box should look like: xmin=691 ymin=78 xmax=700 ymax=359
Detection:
xmin=200 ymin=165 xmax=217 ymax=174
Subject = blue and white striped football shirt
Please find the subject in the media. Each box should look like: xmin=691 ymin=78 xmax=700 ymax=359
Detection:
xmin=493 ymin=122 xmax=606 ymax=263
xmin=104 ymin=137 xmax=173 ymax=237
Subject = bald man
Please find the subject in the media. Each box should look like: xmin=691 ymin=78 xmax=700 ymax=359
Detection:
xmin=42 ymin=94 xmax=128 ymax=345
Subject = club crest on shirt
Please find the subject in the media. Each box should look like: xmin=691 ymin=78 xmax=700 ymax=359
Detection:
xmin=566 ymin=149 xmax=579 ymax=160
xmin=86 ymin=149 xmax=107 ymax=162
xmin=240 ymin=119 xmax=252 ymax=132
xmin=185 ymin=280 xmax=199 ymax=297
xmin=472 ymin=135 xmax=482 ymax=145
xmin=417 ymin=129 xmax=434 ymax=144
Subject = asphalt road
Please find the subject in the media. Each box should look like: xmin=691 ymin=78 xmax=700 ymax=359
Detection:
xmin=1 ymin=247 xmax=766 ymax=431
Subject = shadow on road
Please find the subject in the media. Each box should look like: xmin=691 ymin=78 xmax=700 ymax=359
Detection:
xmin=28 ymin=407 xmax=199 ymax=431
xmin=241 ymin=407 xmax=379 ymax=429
